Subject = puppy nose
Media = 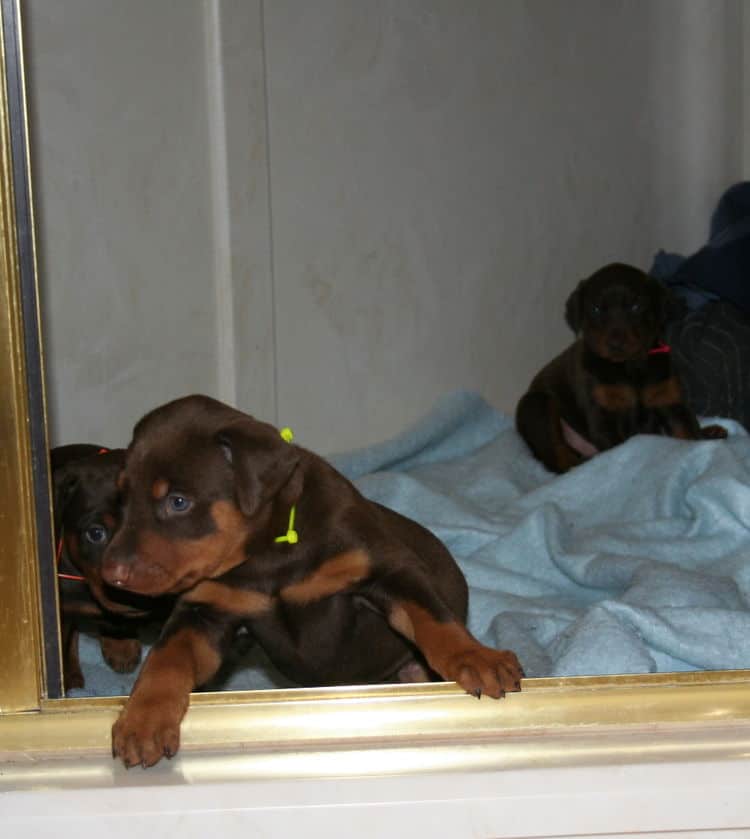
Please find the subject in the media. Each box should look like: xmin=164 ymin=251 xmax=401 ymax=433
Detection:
xmin=607 ymin=330 xmax=627 ymax=352
xmin=101 ymin=558 xmax=132 ymax=587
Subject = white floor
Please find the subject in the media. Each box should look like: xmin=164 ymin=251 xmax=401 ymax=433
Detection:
xmin=4 ymin=752 xmax=750 ymax=838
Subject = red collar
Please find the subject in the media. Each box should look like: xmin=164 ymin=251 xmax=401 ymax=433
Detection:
xmin=648 ymin=342 xmax=671 ymax=356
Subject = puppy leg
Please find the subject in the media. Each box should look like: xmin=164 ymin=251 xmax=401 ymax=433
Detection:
xmin=657 ymin=404 xmax=727 ymax=442
xmin=370 ymin=565 xmax=523 ymax=698
xmin=99 ymin=626 xmax=142 ymax=673
xmin=517 ymin=391 xmax=583 ymax=473
xmin=644 ymin=381 xmax=726 ymax=441
xmin=390 ymin=600 xmax=522 ymax=697
xmin=62 ymin=617 xmax=84 ymax=692
xmin=112 ymin=605 xmax=234 ymax=768
xmin=700 ymin=424 xmax=728 ymax=440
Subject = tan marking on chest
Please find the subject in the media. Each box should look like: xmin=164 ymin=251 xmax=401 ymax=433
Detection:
xmin=592 ymin=383 xmax=637 ymax=411
xmin=642 ymin=376 xmax=681 ymax=408
xmin=184 ymin=580 xmax=274 ymax=616
xmin=280 ymin=549 xmax=371 ymax=605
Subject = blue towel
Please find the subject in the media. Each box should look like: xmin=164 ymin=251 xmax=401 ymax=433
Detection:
xmin=71 ymin=391 xmax=750 ymax=696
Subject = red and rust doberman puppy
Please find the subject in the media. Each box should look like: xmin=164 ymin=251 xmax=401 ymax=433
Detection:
xmin=516 ymin=262 xmax=727 ymax=473
xmin=52 ymin=445 xmax=169 ymax=692
xmin=101 ymin=395 xmax=523 ymax=767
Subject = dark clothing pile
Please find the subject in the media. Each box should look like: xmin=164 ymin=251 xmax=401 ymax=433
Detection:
xmin=650 ymin=182 xmax=750 ymax=430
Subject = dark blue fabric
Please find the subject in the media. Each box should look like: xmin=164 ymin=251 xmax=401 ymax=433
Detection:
xmin=654 ymin=182 xmax=750 ymax=315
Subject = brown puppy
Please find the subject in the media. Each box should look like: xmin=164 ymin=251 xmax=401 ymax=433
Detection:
xmin=101 ymin=395 xmax=523 ymax=767
xmin=516 ymin=263 xmax=727 ymax=473
xmin=52 ymin=445 xmax=168 ymax=691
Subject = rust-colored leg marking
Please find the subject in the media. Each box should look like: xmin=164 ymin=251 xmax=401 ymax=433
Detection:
xmin=389 ymin=602 xmax=523 ymax=699
xmin=700 ymin=424 xmax=728 ymax=440
xmin=111 ymin=628 xmax=221 ymax=768
xmin=100 ymin=635 xmax=142 ymax=673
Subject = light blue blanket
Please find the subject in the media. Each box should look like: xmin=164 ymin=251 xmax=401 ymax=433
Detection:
xmin=72 ymin=390 xmax=750 ymax=696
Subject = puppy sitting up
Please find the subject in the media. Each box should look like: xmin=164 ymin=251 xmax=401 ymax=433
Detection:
xmin=516 ymin=262 xmax=727 ymax=473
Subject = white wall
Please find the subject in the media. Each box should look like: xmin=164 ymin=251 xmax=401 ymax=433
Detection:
xmin=26 ymin=0 xmax=744 ymax=453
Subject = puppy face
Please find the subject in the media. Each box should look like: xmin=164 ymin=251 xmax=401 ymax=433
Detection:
xmin=101 ymin=395 xmax=299 ymax=597
xmin=52 ymin=448 xmax=152 ymax=615
xmin=565 ymin=263 xmax=668 ymax=363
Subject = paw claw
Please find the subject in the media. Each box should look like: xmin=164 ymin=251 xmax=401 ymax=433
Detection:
xmin=447 ymin=646 xmax=523 ymax=700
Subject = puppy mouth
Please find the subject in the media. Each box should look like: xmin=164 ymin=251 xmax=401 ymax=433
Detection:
xmin=93 ymin=582 xmax=159 ymax=615
xmin=604 ymin=348 xmax=638 ymax=362
xmin=105 ymin=564 xmax=201 ymax=598
xmin=591 ymin=336 xmax=647 ymax=363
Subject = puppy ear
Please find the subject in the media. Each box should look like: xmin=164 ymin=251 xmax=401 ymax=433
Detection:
xmin=216 ymin=422 xmax=301 ymax=519
xmin=565 ymin=281 xmax=585 ymax=333
xmin=51 ymin=467 xmax=79 ymax=536
xmin=651 ymin=279 xmax=673 ymax=328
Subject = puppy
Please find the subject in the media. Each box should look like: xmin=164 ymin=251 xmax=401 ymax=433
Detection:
xmin=52 ymin=445 xmax=167 ymax=691
xmin=516 ymin=262 xmax=727 ymax=473
xmin=101 ymin=395 xmax=523 ymax=767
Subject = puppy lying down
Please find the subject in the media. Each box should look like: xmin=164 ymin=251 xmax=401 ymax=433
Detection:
xmin=100 ymin=395 xmax=523 ymax=767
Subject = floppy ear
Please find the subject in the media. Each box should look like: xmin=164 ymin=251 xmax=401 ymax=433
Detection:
xmin=565 ymin=281 xmax=585 ymax=333
xmin=650 ymin=279 xmax=672 ymax=329
xmin=216 ymin=421 xmax=301 ymax=519
xmin=51 ymin=467 xmax=79 ymax=536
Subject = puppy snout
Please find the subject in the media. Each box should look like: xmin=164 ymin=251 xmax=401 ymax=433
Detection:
xmin=606 ymin=329 xmax=628 ymax=354
xmin=101 ymin=556 xmax=133 ymax=587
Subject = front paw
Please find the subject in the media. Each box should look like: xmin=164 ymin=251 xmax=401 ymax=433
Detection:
xmin=64 ymin=666 xmax=85 ymax=692
xmin=701 ymin=424 xmax=728 ymax=440
xmin=112 ymin=700 xmax=182 ymax=768
xmin=100 ymin=636 xmax=142 ymax=673
xmin=444 ymin=646 xmax=523 ymax=699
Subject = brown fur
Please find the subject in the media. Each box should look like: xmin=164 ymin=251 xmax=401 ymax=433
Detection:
xmin=516 ymin=263 xmax=727 ymax=473
xmin=103 ymin=395 xmax=524 ymax=767
xmin=51 ymin=445 xmax=170 ymax=692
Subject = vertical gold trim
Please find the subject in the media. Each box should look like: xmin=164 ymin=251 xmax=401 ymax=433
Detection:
xmin=0 ymin=0 xmax=44 ymax=712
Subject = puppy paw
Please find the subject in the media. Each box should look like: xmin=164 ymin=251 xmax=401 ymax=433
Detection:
xmin=101 ymin=636 xmax=142 ymax=673
xmin=112 ymin=700 xmax=182 ymax=768
xmin=443 ymin=646 xmax=523 ymax=699
xmin=64 ymin=667 xmax=85 ymax=692
xmin=701 ymin=424 xmax=728 ymax=440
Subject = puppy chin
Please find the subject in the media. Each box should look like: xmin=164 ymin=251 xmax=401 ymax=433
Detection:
xmin=589 ymin=338 xmax=649 ymax=364
xmin=91 ymin=580 xmax=157 ymax=616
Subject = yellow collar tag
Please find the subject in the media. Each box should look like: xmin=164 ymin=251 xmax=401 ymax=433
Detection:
xmin=274 ymin=427 xmax=299 ymax=544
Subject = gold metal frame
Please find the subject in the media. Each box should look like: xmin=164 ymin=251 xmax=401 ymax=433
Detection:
xmin=3 ymin=0 xmax=750 ymax=785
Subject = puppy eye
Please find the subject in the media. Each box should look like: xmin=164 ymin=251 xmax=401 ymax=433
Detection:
xmin=630 ymin=302 xmax=642 ymax=314
xmin=166 ymin=493 xmax=193 ymax=515
xmin=590 ymin=304 xmax=602 ymax=317
xmin=85 ymin=524 xmax=109 ymax=544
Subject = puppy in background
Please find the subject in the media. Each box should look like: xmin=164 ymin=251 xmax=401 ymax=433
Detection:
xmin=52 ymin=445 xmax=167 ymax=691
xmin=516 ymin=262 xmax=727 ymax=473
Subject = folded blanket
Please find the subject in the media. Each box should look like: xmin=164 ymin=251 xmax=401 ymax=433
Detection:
xmin=71 ymin=391 xmax=750 ymax=696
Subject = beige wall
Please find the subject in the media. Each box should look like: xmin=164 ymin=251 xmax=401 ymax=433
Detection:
xmin=26 ymin=0 xmax=744 ymax=453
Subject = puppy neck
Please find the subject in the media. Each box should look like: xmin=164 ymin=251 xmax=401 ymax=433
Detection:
xmin=247 ymin=462 xmax=305 ymax=550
